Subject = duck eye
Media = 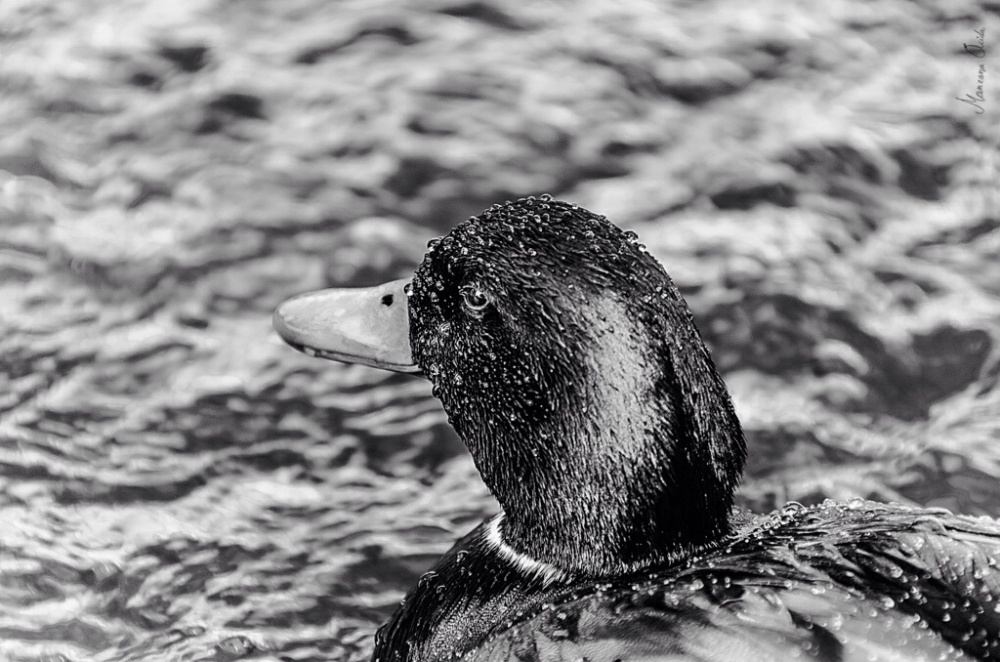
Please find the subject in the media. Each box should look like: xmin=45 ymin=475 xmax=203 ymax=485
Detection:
xmin=461 ymin=286 xmax=490 ymax=312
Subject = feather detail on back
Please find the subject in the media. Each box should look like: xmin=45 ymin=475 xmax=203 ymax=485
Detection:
xmin=466 ymin=501 xmax=1000 ymax=662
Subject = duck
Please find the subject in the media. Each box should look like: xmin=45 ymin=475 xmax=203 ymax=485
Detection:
xmin=273 ymin=196 xmax=1000 ymax=662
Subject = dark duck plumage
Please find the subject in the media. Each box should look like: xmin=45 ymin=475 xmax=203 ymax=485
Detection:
xmin=273 ymin=197 xmax=1000 ymax=662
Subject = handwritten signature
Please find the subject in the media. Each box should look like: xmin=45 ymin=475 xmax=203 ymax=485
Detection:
xmin=957 ymin=27 xmax=986 ymax=114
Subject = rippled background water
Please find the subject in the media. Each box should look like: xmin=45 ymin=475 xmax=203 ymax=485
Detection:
xmin=1 ymin=0 xmax=998 ymax=660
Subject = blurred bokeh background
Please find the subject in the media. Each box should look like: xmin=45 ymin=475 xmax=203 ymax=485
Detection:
xmin=1 ymin=0 xmax=998 ymax=660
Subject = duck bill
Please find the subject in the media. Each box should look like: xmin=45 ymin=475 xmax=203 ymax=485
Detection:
xmin=273 ymin=278 xmax=421 ymax=374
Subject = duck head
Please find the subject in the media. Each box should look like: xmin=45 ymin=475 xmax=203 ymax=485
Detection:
xmin=275 ymin=197 xmax=747 ymax=577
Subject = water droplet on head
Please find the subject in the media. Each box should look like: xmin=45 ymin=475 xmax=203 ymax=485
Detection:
xmin=781 ymin=502 xmax=806 ymax=517
xmin=418 ymin=571 xmax=438 ymax=588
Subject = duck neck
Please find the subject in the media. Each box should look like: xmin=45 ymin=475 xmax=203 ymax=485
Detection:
xmin=464 ymin=292 xmax=747 ymax=578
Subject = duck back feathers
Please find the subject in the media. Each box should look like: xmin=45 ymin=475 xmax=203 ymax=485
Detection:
xmin=462 ymin=501 xmax=1000 ymax=662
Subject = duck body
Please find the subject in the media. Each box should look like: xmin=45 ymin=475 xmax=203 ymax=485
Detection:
xmin=273 ymin=197 xmax=1000 ymax=661
xmin=378 ymin=501 xmax=1000 ymax=661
